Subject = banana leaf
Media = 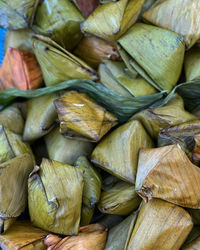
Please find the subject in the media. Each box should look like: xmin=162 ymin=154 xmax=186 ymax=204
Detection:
xmin=140 ymin=0 xmax=156 ymax=15
xmin=72 ymin=0 xmax=99 ymax=17
xmin=131 ymin=94 xmax=196 ymax=139
xmin=0 ymin=0 xmax=39 ymax=29
xmin=45 ymin=127 xmax=94 ymax=165
xmin=118 ymin=23 xmax=185 ymax=92
xmin=91 ymin=120 xmax=154 ymax=184
xmin=188 ymin=209 xmax=200 ymax=226
xmin=183 ymin=226 xmax=200 ymax=247
xmin=193 ymin=134 xmax=200 ymax=166
xmin=128 ymin=199 xmax=193 ymax=250
xmin=136 ymin=145 xmax=200 ymax=209
xmin=81 ymin=205 xmax=95 ymax=226
xmin=185 ymin=47 xmax=200 ymax=81
xmin=23 ymin=93 xmax=59 ymax=142
xmin=75 ymin=156 xmax=102 ymax=208
xmin=98 ymin=181 xmax=141 ymax=215
xmin=183 ymin=236 xmax=200 ymax=250
xmin=0 ymin=104 xmax=24 ymax=134
xmin=102 ymin=174 xmax=120 ymax=191
xmin=142 ymin=0 xmax=200 ymax=49
xmin=54 ymin=91 xmax=118 ymax=142
xmin=98 ymin=214 xmax=124 ymax=230
xmin=0 ymin=153 xmax=34 ymax=233
xmin=33 ymin=35 xmax=98 ymax=86
xmin=28 ymin=158 xmax=84 ymax=235
xmin=81 ymin=0 xmax=145 ymax=42
xmin=33 ymin=0 xmax=84 ymax=50
xmin=0 ymin=125 xmax=33 ymax=164
xmin=0 ymin=221 xmax=47 ymax=250
xmin=105 ymin=213 xmax=137 ymax=250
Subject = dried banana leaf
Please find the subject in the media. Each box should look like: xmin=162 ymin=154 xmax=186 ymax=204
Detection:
xmin=54 ymin=91 xmax=118 ymax=142
xmin=142 ymin=0 xmax=200 ymax=49
xmin=91 ymin=120 xmax=154 ymax=184
xmin=0 ymin=125 xmax=32 ymax=164
xmin=75 ymin=156 xmax=102 ymax=208
xmin=23 ymin=93 xmax=59 ymax=142
xmin=33 ymin=0 xmax=84 ymax=50
xmin=98 ymin=181 xmax=141 ymax=215
xmin=0 ymin=0 xmax=39 ymax=29
xmin=0 ymin=47 xmax=43 ymax=90
xmin=45 ymin=127 xmax=94 ymax=165
xmin=33 ymin=35 xmax=98 ymax=86
xmin=0 ymin=154 xmax=34 ymax=233
xmin=185 ymin=47 xmax=200 ymax=81
xmin=105 ymin=213 xmax=137 ymax=250
xmin=183 ymin=236 xmax=200 ymax=250
xmin=183 ymin=226 xmax=200 ymax=247
xmin=132 ymin=94 xmax=196 ymax=139
xmin=72 ymin=0 xmax=99 ymax=17
xmin=128 ymin=199 xmax=193 ymax=250
xmin=118 ymin=23 xmax=185 ymax=92
xmin=136 ymin=145 xmax=200 ymax=208
xmin=81 ymin=0 xmax=145 ymax=42
xmin=74 ymin=36 xmax=121 ymax=68
xmin=0 ymin=220 xmax=47 ymax=250
xmin=28 ymin=158 xmax=84 ymax=235
xmin=81 ymin=205 xmax=95 ymax=226
xmin=0 ymin=105 xmax=24 ymax=134
xmin=193 ymin=134 xmax=200 ymax=165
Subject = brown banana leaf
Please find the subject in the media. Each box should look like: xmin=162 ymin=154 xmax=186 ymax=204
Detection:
xmin=0 ymin=104 xmax=24 ymax=134
xmin=33 ymin=0 xmax=84 ymax=50
xmin=193 ymin=134 xmax=200 ymax=165
xmin=118 ymin=23 xmax=185 ymax=92
xmin=131 ymin=94 xmax=196 ymax=139
xmin=45 ymin=127 xmax=94 ymax=165
xmin=128 ymin=199 xmax=193 ymax=250
xmin=0 ymin=221 xmax=47 ymax=249
xmin=28 ymin=158 xmax=84 ymax=235
xmin=136 ymin=145 xmax=200 ymax=208
xmin=0 ymin=154 xmax=34 ymax=233
xmin=81 ymin=0 xmax=145 ymax=42
xmin=54 ymin=91 xmax=118 ymax=142
xmin=0 ymin=47 xmax=43 ymax=90
xmin=32 ymin=35 xmax=98 ymax=86
xmin=91 ymin=120 xmax=154 ymax=184
xmin=0 ymin=0 xmax=39 ymax=29
xmin=142 ymin=0 xmax=200 ymax=49
xmin=105 ymin=213 xmax=137 ymax=250
xmin=72 ymin=0 xmax=99 ymax=17
xmin=98 ymin=181 xmax=141 ymax=215
xmin=74 ymin=36 xmax=121 ymax=68
xmin=23 ymin=93 xmax=59 ymax=142
xmin=75 ymin=156 xmax=102 ymax=208
xmin=183 ymin=236 xmax=200 ymax=250
xmin=80 ymin=205 xmax=95 ymax=226
xmin=184 ymin=47 xmax=200 ymax=81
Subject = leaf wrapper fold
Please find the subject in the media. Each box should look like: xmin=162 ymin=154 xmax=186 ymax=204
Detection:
xmin=184 ymin=47 xmax=200 ymax=81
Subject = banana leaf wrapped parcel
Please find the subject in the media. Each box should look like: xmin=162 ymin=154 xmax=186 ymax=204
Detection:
xmin=72 ymin=0 xmax=99 ymax=17
xmin=184 ymin=47 xmax=200 ymax=81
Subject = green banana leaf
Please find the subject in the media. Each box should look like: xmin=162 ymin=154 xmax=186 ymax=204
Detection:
xmin=80 ymin=205 xmax=95 ymax=226
xmin=98 ymin=214 xmax=124 ymax=230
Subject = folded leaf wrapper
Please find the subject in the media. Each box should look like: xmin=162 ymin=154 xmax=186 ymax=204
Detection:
xmin=91 ymin=120 xmax=154 ymax=183
xmin=72 ymin=0 xmax=99 ymax=17
xmin=0 ymin=153 xmax=34 ymax=233
xmin=0 ymin=221 xmax=48 ymax=250
xmin=98 ymin=181 xmax=141 ymax=215
xmin=54 ymin=91 xmax=118 ymax=142
xmin=143 ymin=0 xmax=200 ymax=49
xmin=34 ymin=0 xmax=84 ymax=50
xmin=81 ymin=205 xmax=95 ymax=226
xmin=0 ymin=47 xmax=43 ymax=90
xmin=131 ymin=94 xmax=196 ymax=139
xmin=128 ymin=199 xmax=193 ymax=250
xmin=118 ymin=23 xmax=185 ymax=92
xmin=28 ymin=158 xmax=84 ymax=235
xmin=136 ymin=145 xmax=200 ymax=208
xmin=183 ymin=236 xmax=200 ymax=250
xmin=0 ymin=0 xmax=38 ymax=29
xmin=184 ymin=47 xmax=200 ymax=81
xmin=45 ymin=127 xmax=94 ymax=165
xmin=33 ymin=35 xmax=98 ymax=86
xmin=81 ymin=0 xmax=145 ymax=42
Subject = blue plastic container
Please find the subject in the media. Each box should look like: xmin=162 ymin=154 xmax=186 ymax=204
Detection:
xmin=0 ymin=28 xmax=6 ymax=65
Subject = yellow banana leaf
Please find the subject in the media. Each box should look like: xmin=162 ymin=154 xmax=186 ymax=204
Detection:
xmin=33 ymin=0 xmax=84 ymax=50
xmin=80 ymin=205 xmax=95 ymax=226
xmin=45 ymin=127 xmax=94 ymax=165
xmin=136 ymin=145 xmax=200 ymax=208
xmin=75 ymin=156 xmax=102 ymax=208
xmin=184 ymin=47 xmax=200 ymax=81
xmin=128 ymin=199 xmax=193 ymax=250
xmin=81 ymin=0 xmax=145 ymax=42
xmin=54 ymin=91 xmax=118 ymax=142
xmin=28 ymin=158 xmax=84 ymax=235
xmin=131 ymin=94 xmax=196 ymax=139
xmin=0 ymin=154 xmax=34 ymax=233
xmin=0 ymin=221 xmax=48 ymax=250
xmin=143 ymin=0 xmax=200 ymax=49
xmin=32 ymin=35 xmax=98 ymax=86
xmin=91 ymin=120 xmax=153 ymax=184
xmin=118 ymin=23 xmax=185 ymax=92
xmin=98 ymin=181 xmax=141 ymax=215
